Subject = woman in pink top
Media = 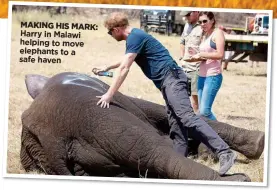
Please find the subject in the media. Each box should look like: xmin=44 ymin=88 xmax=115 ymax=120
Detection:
xmin=191 ymin=12 xmax=225 ymax=120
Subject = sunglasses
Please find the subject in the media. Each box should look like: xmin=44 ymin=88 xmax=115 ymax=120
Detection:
xmin=198 ymin=20 xmax=208 ymax=25
xmin=108 ymin=28 xmax=114 ymax=35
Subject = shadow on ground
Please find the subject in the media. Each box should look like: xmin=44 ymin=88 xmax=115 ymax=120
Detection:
xmin=234 ymin=73 xmax=267 ymax=77
xmin=226 ymin=115 xmax=258 ymax=121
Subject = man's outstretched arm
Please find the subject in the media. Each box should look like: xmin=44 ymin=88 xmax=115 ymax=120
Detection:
xmin=96 ymin=53 xmax=137 ymax=108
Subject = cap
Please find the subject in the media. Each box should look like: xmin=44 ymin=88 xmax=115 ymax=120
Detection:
xmin=180 ymin=11 xmax=192 ymax=16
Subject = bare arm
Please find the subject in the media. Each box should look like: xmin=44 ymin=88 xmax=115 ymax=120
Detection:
xmin=199 ymin=29 xmax=225 ymax=60
xmin=180 ymin=26 xmax=186 ymax=59
xmin=96 ymin=53 xmax=137 ymax=108
xmin=106 ymin=62 xmax=121 ymax=70
xmin=106 ymin=53 xmax=136 ymax=96
xmin=93 ymin=62 xmax=121 ymax=74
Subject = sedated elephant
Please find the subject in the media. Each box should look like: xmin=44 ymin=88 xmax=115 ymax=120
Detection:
xmin=20 ymin=72 xmax=264 ymax=182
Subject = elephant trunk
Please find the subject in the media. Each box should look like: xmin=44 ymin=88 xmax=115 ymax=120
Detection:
xmin=204 ymin=118 xmax=265 ymax=159
xmin=151 ymin=146 xmax=250 ymax=181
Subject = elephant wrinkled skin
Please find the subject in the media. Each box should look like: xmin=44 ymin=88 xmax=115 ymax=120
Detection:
xmin=20 ymin=72 xmax=264 ymax=182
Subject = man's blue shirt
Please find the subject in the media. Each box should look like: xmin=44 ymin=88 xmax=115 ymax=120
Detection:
xmin=125 ymin=28 xmax=181 ymax=89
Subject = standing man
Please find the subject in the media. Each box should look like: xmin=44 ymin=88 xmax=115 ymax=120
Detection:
xmin=96 ymin=12 xmax=236 ymax=175
xmin=179 ymin=11 xmax=203 ymax=113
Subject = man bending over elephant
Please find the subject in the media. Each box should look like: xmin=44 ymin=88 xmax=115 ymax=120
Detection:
xmin=95 ymin=12 xmax=236 ymax=175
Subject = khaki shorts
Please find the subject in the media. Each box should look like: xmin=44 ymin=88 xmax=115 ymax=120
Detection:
xmin=184 ymin=70 xmax=198 ymax=95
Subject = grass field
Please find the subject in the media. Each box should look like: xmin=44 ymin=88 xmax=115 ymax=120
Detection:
xmin=6 ymin=10 xmax=269 ymax=182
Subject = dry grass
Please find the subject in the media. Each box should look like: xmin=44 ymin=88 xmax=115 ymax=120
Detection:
xmin=7 ymin=11 xmax=268 ymax=183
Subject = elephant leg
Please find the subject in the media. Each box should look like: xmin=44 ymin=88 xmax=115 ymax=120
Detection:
xmin=127 ymin=97 xmax=264 ymax=159
xmin=72 ymin=163 xmax=89 ymax=176
xmin=20 ymin=126 xmax=39 ymax=172
xmin=68 ymin=139 xmax=124 ymax=177
xmin=202 ymin=117 xmax=265 ymax=159
xmin=85 ymin=113 xmax=250 ymax=181
xmin=139 ymin=143 xmax=250 ymax=181
xmin=20 ymin=126 xmax=54 ymax=174
xmin=20 ymin=143 xmax=37 ymax=172
xmin=39 ymin=135 xmax=72 ymax=175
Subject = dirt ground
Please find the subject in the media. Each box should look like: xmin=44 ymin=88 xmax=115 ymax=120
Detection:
xmin=6 ymin=11 xmax=269 ymax=182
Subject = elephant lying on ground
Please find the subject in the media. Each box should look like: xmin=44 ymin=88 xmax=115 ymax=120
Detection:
xmin=20 ymin=72 xmax=264 ymax=181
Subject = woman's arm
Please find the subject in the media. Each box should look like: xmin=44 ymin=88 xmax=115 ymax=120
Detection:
xmin=199 ymin=29 xmax=225 ymax=60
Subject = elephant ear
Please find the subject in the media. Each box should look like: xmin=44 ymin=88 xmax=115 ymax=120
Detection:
xmin=25 ymin=74 xmax=49 ymax=99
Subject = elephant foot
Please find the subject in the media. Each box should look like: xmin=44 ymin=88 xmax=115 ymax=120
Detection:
xmin=251 ymin=131 xmax=265 ymax=159
xmin=219 ymin=173 xmax=251 ymax=182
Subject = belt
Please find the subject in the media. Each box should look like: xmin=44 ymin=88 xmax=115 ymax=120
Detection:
xmin=161 ymin=67 xmax=180 ymax=88
xmin=181 ymin=65 xmax=192 ymax=72
xmin=182 ymin=67 xmax=199 ymax=73
xmin=183 ymin=70 xmax=194 ymax=73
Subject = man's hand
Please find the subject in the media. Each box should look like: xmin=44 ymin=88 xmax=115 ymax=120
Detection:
xmin=96 ymin=92 xmax=113 ymax=108
xmin=95 ymin=53 xmax=136 ymax=109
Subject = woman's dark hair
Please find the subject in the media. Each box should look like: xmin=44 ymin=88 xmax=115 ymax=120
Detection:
xmin=199 ymin=12 xmax=216 ymax=27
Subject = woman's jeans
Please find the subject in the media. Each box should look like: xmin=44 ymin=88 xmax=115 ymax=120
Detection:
xmin=198 ymin=74 xmax=223 ymax=120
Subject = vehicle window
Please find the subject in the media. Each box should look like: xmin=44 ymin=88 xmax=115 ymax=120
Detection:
xmin=263 ymin=16 xmax=269 ymax=28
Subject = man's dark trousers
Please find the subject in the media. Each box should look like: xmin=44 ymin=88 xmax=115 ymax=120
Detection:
xmin=160 ymin=68 xmax=230 ymax=157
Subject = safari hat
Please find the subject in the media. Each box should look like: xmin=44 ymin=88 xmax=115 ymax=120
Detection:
xmin=180 ymin=11 xmax=192 ymax=16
